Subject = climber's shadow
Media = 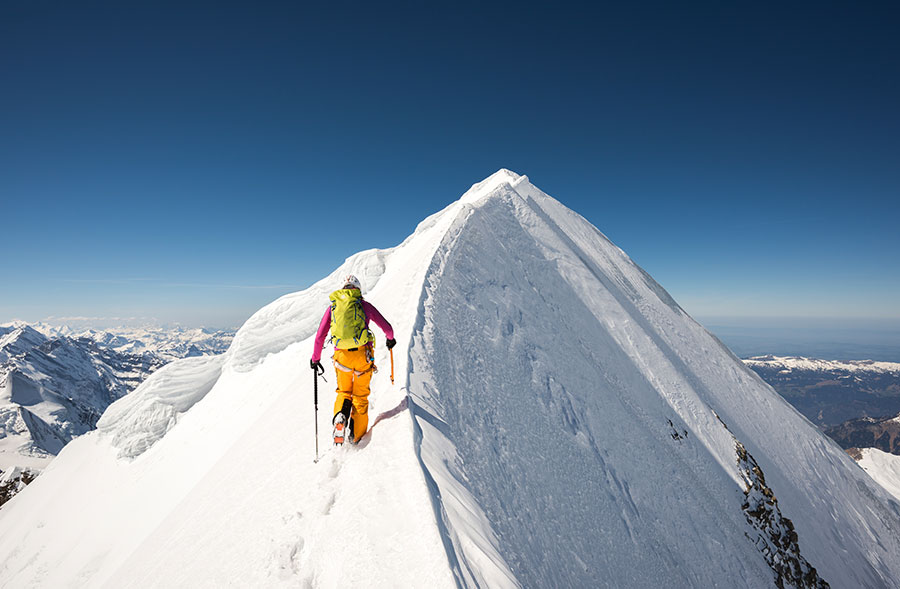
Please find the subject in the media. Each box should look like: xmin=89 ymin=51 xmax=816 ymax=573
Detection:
xmin=357 ymin=396 xmax=409 ymax=448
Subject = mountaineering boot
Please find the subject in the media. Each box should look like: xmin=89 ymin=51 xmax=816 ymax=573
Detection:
xmin=347 ymin=417 xmax=357 ymax=445
xmin=333 ymin=413 xmax=346 ymax=446
xmin=334 ymin=398 xmax=353 ymax=446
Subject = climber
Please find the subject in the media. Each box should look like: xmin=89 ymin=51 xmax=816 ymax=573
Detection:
xmin=310 ymin=274 xmax=395 ymax=445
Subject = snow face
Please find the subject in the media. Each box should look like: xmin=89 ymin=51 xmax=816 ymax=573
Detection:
xmin=227 ymin=248 xmax=389 ymax=373
xmin=1 ymin=170 xmax=900 ymax=588
xmin=96 ymin=354 xmax=227 ymax=459
xmin=409 ymin=179 xmax=900 ymax=587
xmin=858 ymin=448 xmax=900 ymax=502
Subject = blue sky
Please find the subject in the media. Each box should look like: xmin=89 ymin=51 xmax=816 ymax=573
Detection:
xmin=1 ymin=1 xmax=898 ymax=329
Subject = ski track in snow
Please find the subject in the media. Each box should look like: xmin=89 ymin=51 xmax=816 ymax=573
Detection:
xmin=2 ymin=170 xmax=900 ymax=588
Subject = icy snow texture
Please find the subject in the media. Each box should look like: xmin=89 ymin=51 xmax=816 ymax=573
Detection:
xmin=1 ymin=170 xmax=900 ymax=588
xmin=96 ymin=355 xmax=227 ymax=459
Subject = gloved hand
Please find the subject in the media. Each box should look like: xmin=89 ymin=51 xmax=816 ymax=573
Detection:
xmin=386 ymin=338 xmax=396 ymax=350
xmin=310 ymin=360 xmax=323 ymax=372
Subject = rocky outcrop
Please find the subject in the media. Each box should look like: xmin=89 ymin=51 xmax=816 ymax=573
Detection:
xmin=736 ymin=440 xmax=829 ymax=589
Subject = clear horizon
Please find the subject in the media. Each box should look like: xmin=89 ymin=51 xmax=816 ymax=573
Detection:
xmin=6 ymin=311 xmax=900 ymax=363
xmin=2 ymin=2 xmax=898 ymax=329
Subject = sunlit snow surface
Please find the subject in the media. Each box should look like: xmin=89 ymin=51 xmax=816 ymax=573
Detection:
xmin=1 ymin=170 xmax=900 ymax=588
xmin=859 ymin=448 xmax=900 ymax=502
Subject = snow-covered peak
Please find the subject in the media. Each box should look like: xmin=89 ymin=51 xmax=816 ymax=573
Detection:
xmin=0 ymin=324 xmax=46 ymax=356
xmin=745 ymin=355 xmax=900 ymax=374
xmin=459 ymin=168 xmax=528 ymax=204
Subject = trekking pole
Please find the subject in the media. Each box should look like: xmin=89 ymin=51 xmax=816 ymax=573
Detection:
xmin=390 ymin=348 xmax=394 ymax=385
xmin=313 ymin=365 xmax=320 ymax=463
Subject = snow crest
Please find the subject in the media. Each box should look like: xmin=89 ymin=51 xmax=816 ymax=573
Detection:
xmin=97 ymin=355 xmax=227 ymax=459
xmin=228 ymin=248 xmax=390 ymax=372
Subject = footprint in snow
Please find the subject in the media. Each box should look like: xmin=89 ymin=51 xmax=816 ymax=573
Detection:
xmin=274 ymin=536 xmax=304 ymax=580
xmin=328 ymin=458 xmax=341 ymax=479
xmin=322 ymin=492 xmax=336 ymax=515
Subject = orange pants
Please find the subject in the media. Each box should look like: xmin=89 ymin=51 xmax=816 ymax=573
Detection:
xmin=333 ymin=347 xmax=375 ymax=441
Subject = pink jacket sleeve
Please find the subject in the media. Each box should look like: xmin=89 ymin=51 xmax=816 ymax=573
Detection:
xmin=362 ymin=300 xmax=394 ymax=341
xmin=310 ymin=307 xmax=331 ymax=363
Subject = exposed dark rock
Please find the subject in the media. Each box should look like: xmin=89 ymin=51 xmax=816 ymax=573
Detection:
xmin=736 ymin=441 xmax=829 ymax=589
xmin=0 ymin=468 xmax=37 ymax=507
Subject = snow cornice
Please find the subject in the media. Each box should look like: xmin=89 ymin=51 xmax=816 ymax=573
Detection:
xmin=459 ymin=168 xmax=529 ymax=204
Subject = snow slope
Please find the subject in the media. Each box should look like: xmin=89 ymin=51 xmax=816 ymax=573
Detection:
xmin=858 ymin=448 xmax=900 ymax=502
xmin=1 ymin=170 xmax=900 ymax=588
xmin=407 ymin=174 xmax=900 ymax=587
xmin=0 ymin=184 xmax=465 ymax=588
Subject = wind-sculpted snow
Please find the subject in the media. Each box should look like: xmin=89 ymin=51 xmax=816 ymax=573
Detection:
xmin=227 ymin=248 xmax=390 ymax=372
xmin=97 ymin=354 xmax=227 ymax=458
xmin=94 ymin=249 xmax=394 ymax=459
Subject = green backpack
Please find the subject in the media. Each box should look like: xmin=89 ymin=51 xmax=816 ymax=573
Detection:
xmin=329 ymin=288 xmax=373 ymax=349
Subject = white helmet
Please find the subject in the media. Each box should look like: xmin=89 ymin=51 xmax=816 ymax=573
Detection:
xmin=342 ymin=274 xmax=362 ymax=291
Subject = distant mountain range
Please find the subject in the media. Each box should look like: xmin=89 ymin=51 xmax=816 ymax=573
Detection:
xmin=742 ymin=355 xmax=900 ymax=501
xmin=0 ymin=322 xmax=233 ymax=505
xmin=28 ymin=322 xmax=234 ymax=362
xmin=742 ymin=355 xmax=900 ymax=427
xmin=827 ymin=415 xmax=900 ymax=456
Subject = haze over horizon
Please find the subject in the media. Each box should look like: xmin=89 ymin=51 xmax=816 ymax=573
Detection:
xmin=2 ymin=2 xmax=898 ymax=330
